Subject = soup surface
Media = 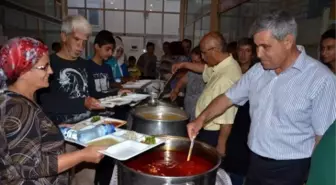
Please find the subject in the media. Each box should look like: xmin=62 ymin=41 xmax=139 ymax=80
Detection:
xmin=124 ymin=150 xmax=213 ymax=176
xmin=87 ymin=138 xmax=119 ymax=146
xmin=140 ymin=113 xmax=185 ymax=121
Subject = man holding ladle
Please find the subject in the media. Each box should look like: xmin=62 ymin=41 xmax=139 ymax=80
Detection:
xmin=187 ymin=10 xmax=336 ymax=185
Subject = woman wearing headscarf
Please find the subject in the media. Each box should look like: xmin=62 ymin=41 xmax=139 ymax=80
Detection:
xmin=0 ymin=37 xmax=105 ymax=185
xmin=106 ymin=37 xmax=129 ymax=83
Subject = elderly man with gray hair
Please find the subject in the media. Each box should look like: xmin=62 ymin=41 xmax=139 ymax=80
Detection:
xmin=187 ymin=10 xmax=336 ymax=185
xmin=38 ymin=15 xmax=104 ymax=185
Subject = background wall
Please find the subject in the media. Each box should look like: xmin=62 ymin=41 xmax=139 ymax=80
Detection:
xmin=0 ymin=0 xmax=63 ymax=52
xmin=68 ymin=0 xmax=181 ymax=59
xmin=182 ymin=0 xmax=334 ymax=58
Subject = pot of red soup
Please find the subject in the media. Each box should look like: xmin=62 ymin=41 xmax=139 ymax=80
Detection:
xmin=131 ymin=104 xmax=189 ymax=137
xmin=118 ymin=136 xmax=221 ymax=185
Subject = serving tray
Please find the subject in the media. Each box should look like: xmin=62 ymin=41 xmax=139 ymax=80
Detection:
xmin=62 ymin=127 xmax=165 ymax=161
xmin=99 ymin=93 xmax=150 ymax=108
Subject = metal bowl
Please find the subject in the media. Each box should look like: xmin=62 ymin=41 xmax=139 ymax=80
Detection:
xmin=118 ymin=136 xmax=221 ymax=185
xmin=131 ymin=105 xmax=189 ymax=137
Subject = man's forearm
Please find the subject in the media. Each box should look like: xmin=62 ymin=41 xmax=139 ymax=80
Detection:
xmin=218 ymin=124 xmax=232 ymax=148
xmin=183 ymin=62 xmax=205 ymax=73
xmin=174 ymin=74 xmax=188 ymax=92
xmin=219 ymin=124 xmax=232 ymax=143
xmin=198 ymin=94 xmax=233 ymax=125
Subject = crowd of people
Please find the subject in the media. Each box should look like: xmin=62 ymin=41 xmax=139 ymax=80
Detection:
xmin=0 ymin=9 xmax=335 ymax=185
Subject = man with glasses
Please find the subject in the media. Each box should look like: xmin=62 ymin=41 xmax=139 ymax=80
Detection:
xmin=172 ymin=32 xmax=242 ymax=156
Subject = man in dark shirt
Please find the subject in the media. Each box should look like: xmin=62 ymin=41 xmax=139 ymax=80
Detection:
xmin=221 ymin=38 xmax=256 ymax=185
xmin=38 ymin=15 xmax=104 ymax=185
xmin=137 ymin=42 xmax=157 ymax=78
xmin=38 ymin=16 xmax=103 ymax=126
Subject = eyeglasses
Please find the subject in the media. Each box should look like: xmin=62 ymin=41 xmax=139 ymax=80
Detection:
xmin=32 ymin=63 xmax=50 ymax=71
xmin=201 ymin=47 xmax=215 ymax=54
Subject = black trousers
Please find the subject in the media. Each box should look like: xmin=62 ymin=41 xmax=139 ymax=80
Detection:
xmin=245 ymin=152 xmax=310 ymax=185
xmin=196 ymin=129 xmax=220 ymax=147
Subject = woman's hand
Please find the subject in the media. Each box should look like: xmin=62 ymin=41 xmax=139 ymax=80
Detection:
xmin=58 ymin=146 xmax=106 ymax=173
xmin=81 ymin=146 xmax=106 ymax=163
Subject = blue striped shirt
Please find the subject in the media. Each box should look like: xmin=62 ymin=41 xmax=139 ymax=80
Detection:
xmin=226 ymin=46 xmax=336 ymax=160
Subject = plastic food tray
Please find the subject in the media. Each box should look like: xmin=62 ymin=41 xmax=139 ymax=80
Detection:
xmin=121 ymin=93 xmax=150 ymax=102
xmin=71 ymin=116 xmax=127 ymax=131
xmin=122 ymin=80 xmax=152 ymax=89
xmin=99 ymin=93 xmax=149 ymax=108
xmin=63 ymin=128 xmax=165 ymax=161
xmin=100 ymin=97 xmax=132 ymax=108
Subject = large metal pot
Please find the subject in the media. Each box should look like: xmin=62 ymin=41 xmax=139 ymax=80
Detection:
xmin=131 ymin=104 xmax=189 ymax=137
xmin=117 ymin=136 xmax=221 ymax=185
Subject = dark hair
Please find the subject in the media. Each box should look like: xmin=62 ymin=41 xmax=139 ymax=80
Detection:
xmin=182 ymin=39 xmax=192 ymax=46
xmin=51 ymin=42 xmax=61 ymax=52
xmin=163 ymin=41 xmax=170 ymax=46
xmin=237 ymin=37 xmax=256 ymax=56
xmin=169 ymin=41 xmax=185 ymax=56
xmin=227 ymin=41 xmax=237 ymax=60
xmin=227 ymin=41 xmax=237 ymax=53
xmin=128 ymin=56 xmax=136 ymax=61
xmin=6 ymin=78 xmax=17 ymax=87
xmin=191 ymin=46 xmax=201 ymax=56
xmin=94 ymin=30 xmax=115 ymax=47
xmin=35 ymin=38 xmax=45 ymax=44
xmin=321 ymin=29 xmax=335 ymax=41
xmin=320 ymin=29 xmax=335 ymax=69
xmin=146 ymin=42 xmax=155 ymax=48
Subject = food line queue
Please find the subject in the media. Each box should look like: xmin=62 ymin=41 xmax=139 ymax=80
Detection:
xmin=0 ymin=9 xmax=336 ymax=185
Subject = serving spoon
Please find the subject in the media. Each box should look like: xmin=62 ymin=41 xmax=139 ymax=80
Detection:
xmin=187 ymin=136 xmax=196 ymax=161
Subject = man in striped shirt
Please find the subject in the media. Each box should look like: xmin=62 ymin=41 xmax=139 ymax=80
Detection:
xmin=187 ymin=10 xmax=336 ymax=185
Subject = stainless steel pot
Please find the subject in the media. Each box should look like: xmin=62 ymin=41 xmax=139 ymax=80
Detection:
xmin=117 ymin=136 xmax=221 ymax=185
xmin=131 ymin=104 xmax=189 ymax=137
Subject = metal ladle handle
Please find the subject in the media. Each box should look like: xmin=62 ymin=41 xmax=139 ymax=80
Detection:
xmin=158 ymin=71 xmax=178 ymax=100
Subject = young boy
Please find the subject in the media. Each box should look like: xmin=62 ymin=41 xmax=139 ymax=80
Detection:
xmin=87 ymin=30 xmax=125 ymax=99
xmin=87 ymin=30 xmax=130 ymax=185
xmin=127 ymin=56 xmax=141 ymax=79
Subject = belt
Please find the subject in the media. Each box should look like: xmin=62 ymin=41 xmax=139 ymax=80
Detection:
xmin=253 ymin=152 xmax=276 ymax=161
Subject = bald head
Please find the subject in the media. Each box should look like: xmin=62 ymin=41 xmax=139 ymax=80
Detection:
xmin=200 ymin=32 xmax=227 ymax=53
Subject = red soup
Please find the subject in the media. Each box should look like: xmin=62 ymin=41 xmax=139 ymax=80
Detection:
xmin=124 ymin=150 xmax=214 ymax=176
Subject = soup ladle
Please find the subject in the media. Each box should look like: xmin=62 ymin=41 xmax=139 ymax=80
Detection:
xmin=187 ymin=136 xmax=196 ymax=161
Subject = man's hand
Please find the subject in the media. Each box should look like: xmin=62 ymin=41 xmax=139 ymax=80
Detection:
xmin=172 ymin=62 xmax=185 ymax=73
xmin=118 ymin=89 xmax=133 ymax=95
xmin=186 ymin=118 xmax=204 ymax=140
xmin=216 ymin=141 xmax=226 ymax=157
xmin=170 ymin=89 xmax=179 ymax=101
xmin=216 ymin=124 xmax=231 ymax=157
xmin=84 ymin=97 xmax=105 ymax=110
